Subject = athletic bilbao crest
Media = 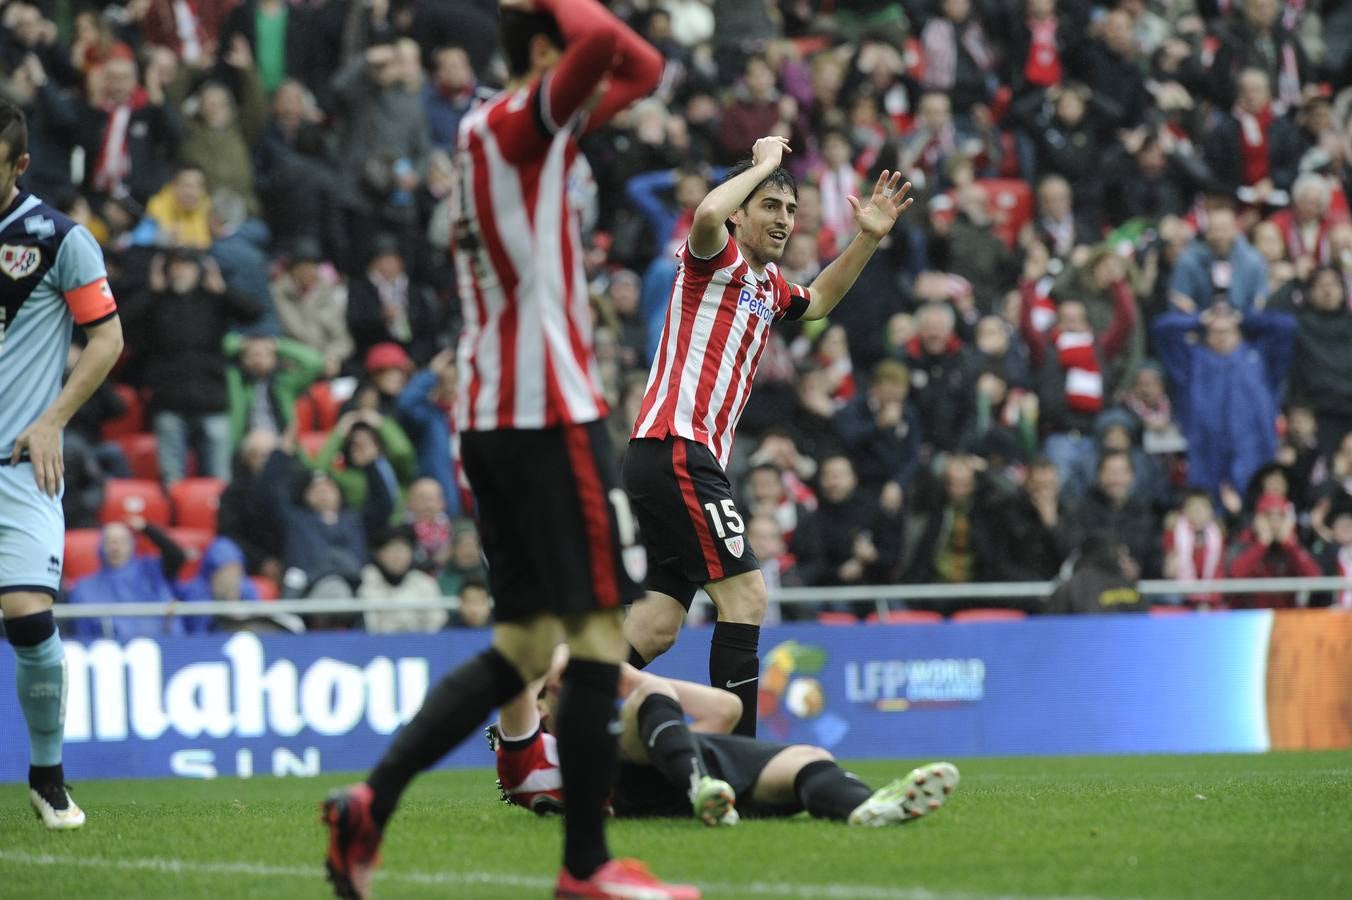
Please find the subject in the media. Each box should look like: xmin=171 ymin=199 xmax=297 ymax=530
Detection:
xmin=0 ymin=244 xmax=40 ymax=279
xmin=724 ymin=535 xmax=745 ymax=559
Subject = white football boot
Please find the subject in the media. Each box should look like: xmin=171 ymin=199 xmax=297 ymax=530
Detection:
xmin=848 ymin=762 xmax=959 ymax=827
xmin=30 ymin=782 xmax=86 ymax=830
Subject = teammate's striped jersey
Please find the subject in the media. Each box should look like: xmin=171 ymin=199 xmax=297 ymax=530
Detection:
xmin=0 ymin=191 xmax=116 ymax=458
xmin=632 ymin=237 xmax=809 ymax=468
xmin=452 ymin=78 xmax=607 ymax=432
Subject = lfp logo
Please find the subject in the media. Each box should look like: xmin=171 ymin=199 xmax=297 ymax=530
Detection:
xmin=759 ymin=640 xmax=849 ymax=748
xmin=737 ymin=288 xmax=775 ymax=322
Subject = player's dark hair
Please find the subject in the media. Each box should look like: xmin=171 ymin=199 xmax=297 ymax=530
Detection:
xmin=500 ymin=9 xmax=564 ymax=78
xmin=720 ymin=158 xmax=798 ymax=234
xmin=0 ymin=98 xmax=28 ymax=165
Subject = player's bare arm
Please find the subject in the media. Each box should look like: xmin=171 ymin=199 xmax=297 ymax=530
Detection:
xmin=688 ymin=135 xmax=792 ymax=258
xmin=12 ymin=315 xmax=122 ymax=496
xmin=801 ymin=170 xmax=913 ymax=321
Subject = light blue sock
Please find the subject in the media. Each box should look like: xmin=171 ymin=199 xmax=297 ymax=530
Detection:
xmin=14 ymin=633 xmax=66 ymax=767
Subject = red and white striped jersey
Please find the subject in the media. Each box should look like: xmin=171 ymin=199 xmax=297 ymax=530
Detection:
xmin=453 ymin=79 xmax=606 ymax=432
xmin=632 ymin=237 xmax=810 ymax=468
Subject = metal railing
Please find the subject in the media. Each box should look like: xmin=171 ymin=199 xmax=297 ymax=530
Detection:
xmin=45 ymin=576 xmax=1352 ymax=620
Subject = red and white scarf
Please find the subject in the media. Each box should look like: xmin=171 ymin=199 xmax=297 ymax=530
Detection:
xmin=1054 ymin=330 xmax=1102 ymax=413
xmin=92 ymin=104 xmax=132 ymax=194
xmin=818 ymin=163 xmax=859 ymax=242
xmin=1234 ymin=104 xmax=1274 ymax=187
xmin=1024 ymin=17 xmax=1061 ymax=87
xmin=1173 ymin=519 xmax=1224 ymax=604
xmin=921 ymin=18 xmax=994 ymax=91
xmin=1027 ymin=276 xmax=1057 ymax=333
xmin=1282 ymin=215 xmax=1333 ymax=265
xmin=1275 ymin=43 xmax=1302 ymax=114
xmin=171 ymin=0 xmax=204 ymax=65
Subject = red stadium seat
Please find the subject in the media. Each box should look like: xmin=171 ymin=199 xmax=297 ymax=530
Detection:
xmin=978 ymin=178 xmax=1034 ymax=249
xmin=250 ymin=575 xmax=280 ymax=601
xmin=113 ymin=433 xmax=160 ymax=481
xmin=170 ymin=477 xmax=227 ymax=531
xmin=100 ymin=479 xmax=170 ymax=527
xmin=166 ymin=527 xmax=214 ymax=580
xmin=881 ymin=610 xmax=944 ymax=625
xmin=951 ymin=608 xmax=1028 ymax=623
xmin=817 ymin=611 xmax=860 ymax=626
xmin=101 ymin=384 xmax=145 ymax=438
xmin=1149 ymin=605 xmax=1194 ymax=616
xmin=63 ymin=529 xmax=103 ymax=586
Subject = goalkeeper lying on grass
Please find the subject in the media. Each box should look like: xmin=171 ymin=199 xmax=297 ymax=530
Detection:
xmin=489 ymin=648 xmax=958 ymax=827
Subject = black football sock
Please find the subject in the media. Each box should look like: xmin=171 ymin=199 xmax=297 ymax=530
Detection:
xmin=367 ymin=647 xmax=524 ymax=827
xmin=794 ymin=760 xmax=874 ymax=821
xmin=709 ymin=621 xmax=760 ymax=736
xmin=627 ymin=644 xmax=650 ymax=670
xmin=556 ymin=658 xmax=620 ymax=881
xmin=637 ymin=694 xmax=707 ymax=801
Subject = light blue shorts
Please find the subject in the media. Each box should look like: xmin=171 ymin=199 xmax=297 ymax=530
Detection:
xmin=0 ymin=463 xmax=65 ymax=597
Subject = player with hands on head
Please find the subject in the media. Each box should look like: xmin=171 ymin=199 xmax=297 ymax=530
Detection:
xmin=623 ymin=131 xmax=913 ymax=736
xmin=321 ymin=2 xmax=700 ymax=899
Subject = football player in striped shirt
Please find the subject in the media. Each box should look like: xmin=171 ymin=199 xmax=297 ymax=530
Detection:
xmin=624 ymin=135 xmax=914 ymax=735
xmin=322 ymin=2 xmax=699 ymax=898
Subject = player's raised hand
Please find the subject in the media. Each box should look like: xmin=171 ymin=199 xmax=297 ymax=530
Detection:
xmin=13 ymin=417 xmax=63 ymax=497
xmin=751 ymin=135 xmax=791 ymax=170
xmin=848 ymin=170 xmax=913 ymax=241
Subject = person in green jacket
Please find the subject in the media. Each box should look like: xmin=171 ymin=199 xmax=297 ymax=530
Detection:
xmin=224 ymin=331 xmax=327 ymax=451
xmin=309 ymin=409 xmax=416 ymax=528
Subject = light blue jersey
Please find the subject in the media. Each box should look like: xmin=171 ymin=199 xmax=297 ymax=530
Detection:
xmin=0 ymin=191 xmax=114 ymax=459
xmin=0 ymin=190 xmax=116 ymax=595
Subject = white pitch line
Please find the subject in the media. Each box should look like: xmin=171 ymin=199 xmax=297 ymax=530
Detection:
xmin=0 ymin=850 xmax=1113 ymax=900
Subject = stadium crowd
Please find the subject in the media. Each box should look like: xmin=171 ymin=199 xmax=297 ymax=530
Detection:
xmin=10 ymin=0 xmax=1352 ymax=634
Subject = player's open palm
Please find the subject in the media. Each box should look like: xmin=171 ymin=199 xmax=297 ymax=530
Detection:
xmin=849 ymin=170 xmax=913 ymax=240
xmin=14 ymin=417 xmax=63 ymax=497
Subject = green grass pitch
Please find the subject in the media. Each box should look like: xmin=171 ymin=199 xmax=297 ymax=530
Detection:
xmin=1 ymin=751 xmax=1348 ymax=899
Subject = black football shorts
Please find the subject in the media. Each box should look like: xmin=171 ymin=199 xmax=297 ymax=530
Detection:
xmin=621 ymin=436 xmax=759 ymax=609
xmin=460 ymin=420 xmax=643 ymax=622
